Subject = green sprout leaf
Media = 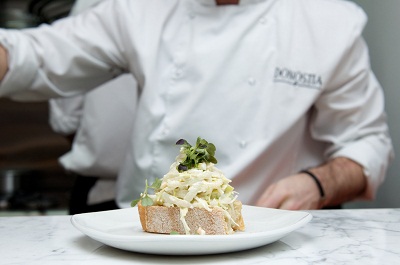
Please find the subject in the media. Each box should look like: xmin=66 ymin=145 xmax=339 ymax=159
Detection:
xmin=149 ymin=178 xmax=162 ymax=190
xmin=176 ymin=137 xmax=218 ymax=172
xmin=130 ymin=178 xmax=161 ymax=207
xmin=130 ymin=198 xmax=141 ymax=207
xmin=141 ymin=195 xmax=154 ymax=206
xmin=169 ymin=231 xmax=180 ymax=235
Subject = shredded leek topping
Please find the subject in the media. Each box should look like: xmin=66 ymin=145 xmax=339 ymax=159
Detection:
xmin=132 ymin=137 xmax=239 ymax=235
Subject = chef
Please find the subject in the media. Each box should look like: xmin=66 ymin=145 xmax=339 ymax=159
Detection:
xmin=0 ymin=0 xmax=394 ymax=210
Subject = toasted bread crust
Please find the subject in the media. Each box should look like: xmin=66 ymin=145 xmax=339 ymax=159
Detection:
xmin=138 ymin=201 xmax=245 ymax=235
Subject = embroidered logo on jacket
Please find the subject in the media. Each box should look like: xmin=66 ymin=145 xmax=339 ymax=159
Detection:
xmin=273 ymin=67 xmax=323 ymax=89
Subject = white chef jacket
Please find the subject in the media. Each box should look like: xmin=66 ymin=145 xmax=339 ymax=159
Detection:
xmin=49 ymin=75 xmax=137 ymax=178
xmin=48 ymin=0 xmax=137 ymax=204
xmin=49 ymin=74 xmax=137 ymax=204
xmin=0 ymin=0 xmax=394 ymax=208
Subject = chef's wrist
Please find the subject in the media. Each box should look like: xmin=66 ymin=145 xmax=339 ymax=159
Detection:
xmin=300 ymin=169 xmax=326 ymax=200
xmin=308 ymin=165 xmax=339 ymax=209
xmin=305 ymin=157 xmax=367 ymax=208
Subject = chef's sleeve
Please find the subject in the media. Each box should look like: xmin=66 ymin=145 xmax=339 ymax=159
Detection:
xmin=0 ymin=0 xmax=127 ymax=101
xmin=311 ymin=6 xmax=394 ymax=200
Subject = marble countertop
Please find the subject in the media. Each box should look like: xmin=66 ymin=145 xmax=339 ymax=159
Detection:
xmin=1 ymin=208 xmax=399 ymax=265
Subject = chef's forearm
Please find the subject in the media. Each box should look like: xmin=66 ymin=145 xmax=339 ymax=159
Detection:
xmin=0 ymin=44 xmax=8 ymax=81
xmin=308 ymin=157 xmax=367 ymax=207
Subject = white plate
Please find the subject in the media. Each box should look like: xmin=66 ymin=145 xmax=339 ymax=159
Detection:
xmin=71 ymin=205 xmax=312 ymax=255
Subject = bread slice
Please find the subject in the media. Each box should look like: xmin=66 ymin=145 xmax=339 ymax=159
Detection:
xmin=138 ymin=201 xmax=245 ymax=235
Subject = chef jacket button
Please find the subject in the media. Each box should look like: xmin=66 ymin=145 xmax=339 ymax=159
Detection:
xmin=188 ymin=12 xmax=196 ymax=19
xmin=259 ymin=17 xmax=267 ymax=25
xmin=173 ymin=68 xmax=183 ymax=79
xmin=162 ymin=127 xmax=169 ymax=135
xmin=248 ymin=77 xmax=256 ymax=86
xmin=240 ymin=141 xmax=247 ymax=148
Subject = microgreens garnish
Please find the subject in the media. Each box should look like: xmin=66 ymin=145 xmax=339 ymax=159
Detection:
xmin=176 ymin=137 xmax=217 ymax=172
xmin=131 ymin=178 xmax=162 ymax=207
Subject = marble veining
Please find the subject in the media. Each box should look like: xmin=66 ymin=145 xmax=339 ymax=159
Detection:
xmin=0 ymin=209 xmax=399 ymax=264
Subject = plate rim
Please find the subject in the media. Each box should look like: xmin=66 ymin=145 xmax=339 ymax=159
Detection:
xmin=71 ymin=205 xmax=312 ymax=243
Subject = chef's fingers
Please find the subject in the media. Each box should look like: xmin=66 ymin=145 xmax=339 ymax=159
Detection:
xmin=255 ymin=183 xmax=288 ymax=209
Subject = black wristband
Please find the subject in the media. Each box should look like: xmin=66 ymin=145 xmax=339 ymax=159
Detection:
xmin=300 ymin=169 xmax=325 ymax=200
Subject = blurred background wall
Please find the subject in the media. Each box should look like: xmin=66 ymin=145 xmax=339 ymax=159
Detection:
xmin=345 ymin=0 xmax=400 ymax=208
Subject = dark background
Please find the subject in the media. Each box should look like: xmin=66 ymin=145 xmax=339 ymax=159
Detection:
xmin=0 ymin=0 xmax=76 ymax=215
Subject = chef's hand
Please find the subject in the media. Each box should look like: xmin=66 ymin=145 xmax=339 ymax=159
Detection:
xmin=255 ymin=173 xmax=323 ymax=210
xmin=0 ymin=44 xmax=8 ymax=81
xmin=255 ymin=157 xmax=367 ymax=210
